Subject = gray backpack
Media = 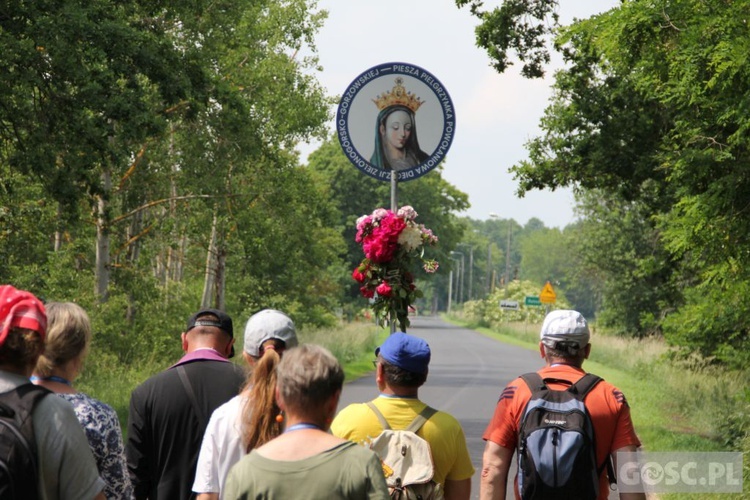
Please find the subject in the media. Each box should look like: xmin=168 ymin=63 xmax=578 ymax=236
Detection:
xmin=0 ymin=384 xmax=50 ymax=500
xmin=366 ymin=402 xmax=443 ymax=500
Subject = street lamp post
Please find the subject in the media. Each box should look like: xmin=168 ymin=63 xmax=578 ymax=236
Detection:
xmin=457 ymin=243 xmax=474 ymax=301
xmin=486 ymin=241 xmax=492 ymax=294
xmin=447 ymin=269 xmax=453 ymax=314
xmin=450 ymin=251 xmax=464 ymax=304
xmin=490 ymin=213 xmax=512 ymax=296
xmin=504 ymin=221 xmax=512 ymax=295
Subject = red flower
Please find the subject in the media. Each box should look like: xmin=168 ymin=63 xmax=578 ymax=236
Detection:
xmin=352 ymin=268 xmax=366 ymax=283
xmin=376 ymin=282 xmax=393 ymax=297
xmin=360 ymin=286 xmax=375 ymax=299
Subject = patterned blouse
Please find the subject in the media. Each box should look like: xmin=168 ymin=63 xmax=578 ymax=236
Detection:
xmin=58 ymin=392 xmax=134 ymax=500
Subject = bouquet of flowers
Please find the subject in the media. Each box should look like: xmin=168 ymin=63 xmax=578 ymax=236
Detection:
xmin=352 ymin=206 xmax=439 ymax=331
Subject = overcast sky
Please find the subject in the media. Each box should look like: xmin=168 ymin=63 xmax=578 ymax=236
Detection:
xmin=299 ymin=0 xmax=620 ymax=228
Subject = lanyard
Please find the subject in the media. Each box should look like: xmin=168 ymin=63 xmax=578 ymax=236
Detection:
xmin=30 ymin=375 xmax=72 ymax=386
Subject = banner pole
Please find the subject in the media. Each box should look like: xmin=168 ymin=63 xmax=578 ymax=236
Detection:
xmin=390 ymin=171 xmax=398 ymax=333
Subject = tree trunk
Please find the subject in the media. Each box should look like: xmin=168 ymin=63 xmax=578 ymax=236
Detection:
xmin=54 ymin=203 xmax=63 ymax=252
xmin=201 ymin=209 xmax=218 ymax=308
xmin=215 ymin=245 xmax=226 ymax=310
xmin=95 ymin=167 xmax=111 ymax=302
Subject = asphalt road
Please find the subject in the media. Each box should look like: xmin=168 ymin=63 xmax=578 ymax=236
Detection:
xmin=336 ymin=315 xmax=543 ymax=499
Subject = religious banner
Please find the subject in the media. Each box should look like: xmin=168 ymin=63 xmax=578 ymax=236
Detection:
xmin=336 ymin=62 xmax=456 ymax=182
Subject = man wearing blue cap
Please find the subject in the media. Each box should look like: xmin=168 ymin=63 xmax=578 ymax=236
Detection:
xmin=331 ymin=332 xmax=474 ymax=500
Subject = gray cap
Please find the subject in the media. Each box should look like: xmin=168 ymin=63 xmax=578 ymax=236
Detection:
xmin=540 ymin=310 xmax=590 ymax=350
xmin=243 ymin=309 xmax=298 ymax=357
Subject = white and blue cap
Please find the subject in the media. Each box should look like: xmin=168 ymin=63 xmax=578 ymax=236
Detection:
xmin=243 ymin=309 xmax=298 ymax=357
xmin=375 ymin=332 xmax=431 ymax=374
xmin=540 ymin=310 xmax=590 ymax=350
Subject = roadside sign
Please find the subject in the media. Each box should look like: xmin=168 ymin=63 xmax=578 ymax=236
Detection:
xmin=539 ymin=281 xmax=557 ymax=304
xmin=500 ymin=300 xmax=519 ymax=310
xmin=525 ymin=296 xmax=541 ymax=306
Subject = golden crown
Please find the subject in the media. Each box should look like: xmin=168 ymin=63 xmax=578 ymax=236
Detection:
xmin=372 ymin=77 xmax=425 ymax=113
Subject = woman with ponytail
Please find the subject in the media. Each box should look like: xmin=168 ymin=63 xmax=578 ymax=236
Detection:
xmin=193 ymin=309 xmax=298 ymax=500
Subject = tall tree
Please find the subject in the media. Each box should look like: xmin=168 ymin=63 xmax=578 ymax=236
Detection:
xmin=470 ymin=0 xmax=750 ymax=362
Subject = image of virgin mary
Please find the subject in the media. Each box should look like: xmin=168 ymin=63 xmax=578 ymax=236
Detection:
xmin=370 ymin=78 xmax=429 ymax=171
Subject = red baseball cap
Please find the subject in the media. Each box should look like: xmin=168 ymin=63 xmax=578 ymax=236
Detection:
xmin=0 ymin=285 xmax=47 ymax=347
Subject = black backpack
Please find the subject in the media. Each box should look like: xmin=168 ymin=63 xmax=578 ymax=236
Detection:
xmin=517 ymin=372 xmax=612 ymax=500
xmin=0 ymin=383 xmax=50 ymax=500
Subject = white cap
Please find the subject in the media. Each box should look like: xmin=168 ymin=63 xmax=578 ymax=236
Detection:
xmin=540 ymin=310 xmax=590 ymax=350
xmin=243 ymin=309 xmax=298 ymax=357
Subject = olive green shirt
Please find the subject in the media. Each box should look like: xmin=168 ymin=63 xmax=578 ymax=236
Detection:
xmin=223 ymin=440 xmax=389 ymax=500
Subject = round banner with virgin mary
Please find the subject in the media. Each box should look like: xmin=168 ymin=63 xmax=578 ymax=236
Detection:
xmin=336 ymin=62 xmax=456 ymax=182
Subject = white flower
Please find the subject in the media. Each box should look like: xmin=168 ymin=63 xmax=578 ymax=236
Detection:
xmin=398 ymin=225 xmax=423 ymax=251
xmin=397 ymin=205 xmax=418 ymax=221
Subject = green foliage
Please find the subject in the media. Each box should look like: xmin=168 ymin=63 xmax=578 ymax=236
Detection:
xmin=662 ymin=282 xmax=750 ymax=370
xmin=463 ymin=0 xmax=750 ymax=365
xmin=459 ymin=279 xmax=569 ymax=328
xmin=455 ymin=0 xmax=560 ymax=78
xmin=0 ymin=0 xmax=344 ymax=346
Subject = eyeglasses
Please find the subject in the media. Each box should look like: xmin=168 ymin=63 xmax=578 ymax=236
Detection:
xmin=372 ymin=359 xmax=379 ymax=368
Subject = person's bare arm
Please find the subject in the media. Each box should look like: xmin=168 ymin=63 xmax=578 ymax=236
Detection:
xmin=93 ymin=491 xmax=106 ymax=500
xmin=614 ymin=445 xmax=646 ymax=500
xmin=196 ymin=494 xmax=219 ymax=500
xmin=480 ymin=440 xmax=513 ymax=500
xmin=443 ymin=477 xmax=471 ymax=500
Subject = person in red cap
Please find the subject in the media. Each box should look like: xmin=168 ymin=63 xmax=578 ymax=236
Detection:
xmin=0 ymin=285 xmax=105 ymax=499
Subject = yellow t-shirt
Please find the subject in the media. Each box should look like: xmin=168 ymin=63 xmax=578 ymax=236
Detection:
xmin=331 ymin=396 xmax=475 ymax=486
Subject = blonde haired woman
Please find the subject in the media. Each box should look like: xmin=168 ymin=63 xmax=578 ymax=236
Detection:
xmin=223 ymin=344 xmax=389 ymax=499
xmin=194 ymin=309 xmax=298 ymax=499
xmin=32 ymin=301 xmax=132 ymax=500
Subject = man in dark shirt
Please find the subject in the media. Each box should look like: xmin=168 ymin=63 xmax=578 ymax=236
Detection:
xmin=126 ymin=308 xmax=245 ymax=500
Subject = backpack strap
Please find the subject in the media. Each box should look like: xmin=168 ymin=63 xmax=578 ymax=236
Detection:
xmin=405 ymin=406 xmax=437 ymax=434
xmin=521 ymin=371 xmax=603 ymax=398
xmin=568 ymin=373 xmax=603 ymax=399
xmin=519 ymin=372 xmax=546 ymax=392
xmin=566 ymin=374 xmax=617 ymax=487
xmin=177 ymin=365 xmax=207 ymax=429
xmin=365 ymin=401 xmax=391 ymax=431
xmin=366 ymin=401 xmax=437 ymax=434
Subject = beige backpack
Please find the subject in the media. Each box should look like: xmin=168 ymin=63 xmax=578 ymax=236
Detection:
xmin=366 ymin=402 xmax=444 ymax=500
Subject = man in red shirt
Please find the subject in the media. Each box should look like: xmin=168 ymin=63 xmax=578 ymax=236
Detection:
xmin=480 ymin=310 xmax=645 ymax=500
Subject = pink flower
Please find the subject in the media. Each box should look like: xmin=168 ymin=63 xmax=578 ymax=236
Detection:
xmin=356 ymin=215 xmax=370 ymax=230
xmin=423 ymin=260 xmax=439 ymax=273
xmin=376 ymin=282 xmax=392 ymax=297
xmin=371 ymin=208 xmax=389 ymax=221
xmin=360 ymin=286 xmax=375 ymax=299
xmin=420 ymin=226 xmax=438 ymax=245
xmin=397 ymin=205 xmax=418 ymax=221
xmin=355 ymin=216 xmax=372 ymax=243
xmin=362 ymin=213 xmax=406 ymax=263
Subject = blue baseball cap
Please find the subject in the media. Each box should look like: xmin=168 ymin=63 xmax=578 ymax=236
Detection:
xmin=375 ymin=332 xmax=431 ymax=374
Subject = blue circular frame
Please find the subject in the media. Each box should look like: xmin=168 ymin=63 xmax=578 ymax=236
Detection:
xmin=336 ymin=62 xmax=456 ymax=182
